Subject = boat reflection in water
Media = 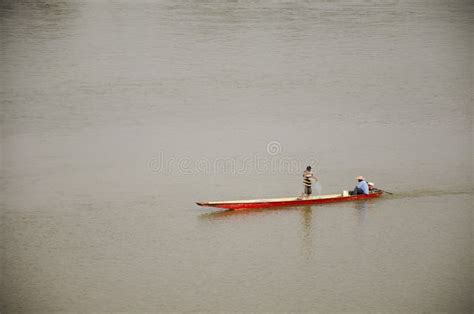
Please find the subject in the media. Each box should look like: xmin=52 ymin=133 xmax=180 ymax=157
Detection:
xmin=198 ymin=205 xmax=302 ymax=221
xmin=199 ymin=199 xmax=380 ymax=261
xmin=198 ymin=204 xmax=316 ymax=257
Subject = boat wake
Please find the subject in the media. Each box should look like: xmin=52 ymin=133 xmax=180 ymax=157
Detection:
xmin=380 ymin=187 xmax=472 ymax=200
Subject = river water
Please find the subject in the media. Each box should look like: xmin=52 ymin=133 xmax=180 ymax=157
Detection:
xmin=1 ymin=0 xmax=472 ymax=312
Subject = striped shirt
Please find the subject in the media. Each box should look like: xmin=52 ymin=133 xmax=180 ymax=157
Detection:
xmin=303 ymin=170 xmax=314 ymax=187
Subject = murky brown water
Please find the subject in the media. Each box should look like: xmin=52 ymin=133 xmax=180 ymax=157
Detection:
xmin=1 ymin=0 xmax=472 ymax=312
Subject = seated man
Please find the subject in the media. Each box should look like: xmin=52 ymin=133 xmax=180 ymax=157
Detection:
xmin=352 ymin=176 xmax=369 ymax=195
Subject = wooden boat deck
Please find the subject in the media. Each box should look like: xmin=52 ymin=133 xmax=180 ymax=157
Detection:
xmin=201 ymin=193 xmax=343 ymax=205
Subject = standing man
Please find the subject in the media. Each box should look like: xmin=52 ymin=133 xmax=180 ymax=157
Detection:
xmin=302 ymin=166 xmax=317 ymax=198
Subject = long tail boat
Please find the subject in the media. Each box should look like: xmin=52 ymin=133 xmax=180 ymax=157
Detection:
xmin=196 ymin=190 xmax=384 ymax=210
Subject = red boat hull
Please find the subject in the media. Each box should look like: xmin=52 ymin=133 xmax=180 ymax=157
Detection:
xmin=197 ymin=192 xmax=383 ymax=210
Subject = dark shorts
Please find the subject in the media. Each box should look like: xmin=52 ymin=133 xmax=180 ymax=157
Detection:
xmin=305 ymin=186 xmax=312 ymax=195
xmin=352 ymin=187 xmax=367 ymax=195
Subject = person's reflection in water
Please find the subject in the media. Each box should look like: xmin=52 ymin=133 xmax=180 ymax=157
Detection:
xmin=301 ymin=206 xmax=313 ymax=258
xmin=355 ymin=201 xmax=368 ymax=224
